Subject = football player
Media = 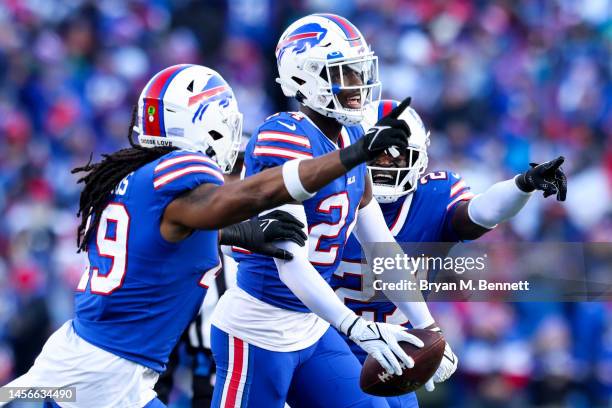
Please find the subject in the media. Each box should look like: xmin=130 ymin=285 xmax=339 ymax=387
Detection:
xmin=2 ymin=65 xmax=410 ymax=408
xmin=331 ymin=99 xmax=568 ymax=407
xmin=210 ymin=14 xmax=445 ymax=407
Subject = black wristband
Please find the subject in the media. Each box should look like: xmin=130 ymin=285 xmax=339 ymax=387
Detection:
xmin=339 ymin=139 xmax=367 ymax=170
xmin=515 ymin=173 xmax=535 ymax=193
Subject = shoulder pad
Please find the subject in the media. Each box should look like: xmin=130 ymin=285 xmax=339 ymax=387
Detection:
xmin=258 ymin=112 xmax=308 ymax=135
xmin=252 ymin=111 xmax=313 ymax=160
xmin=153 ymin=150 xmax=224 ymax=192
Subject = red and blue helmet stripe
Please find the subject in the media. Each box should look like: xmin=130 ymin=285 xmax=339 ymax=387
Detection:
xmin=315 ymin=13 xmax=362 ymax=47
xmin=378 ymin=99 xmax=399 ymax=120
xmin=142 ymin=64 xmax=192 ymax=137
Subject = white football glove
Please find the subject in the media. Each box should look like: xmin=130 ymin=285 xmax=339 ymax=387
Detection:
xmin=340 ymin=316 xmax=424 ymax=376
xmin=424 ymin=328 xmax=458 ymax=392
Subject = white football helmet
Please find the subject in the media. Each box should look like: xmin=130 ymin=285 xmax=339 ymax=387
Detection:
xmin=363 ymin=100 xmax=430 ymax=203
xmin=275 ymin=13 xmax=381 ymax=125
xmin=135 ymin=64 xmax=243 ymax=173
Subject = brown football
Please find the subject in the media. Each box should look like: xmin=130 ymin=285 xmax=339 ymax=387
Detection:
xmin=360 ymin=329 xmax=445 ymax=396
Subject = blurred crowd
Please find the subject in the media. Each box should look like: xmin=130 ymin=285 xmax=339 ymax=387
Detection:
xmin=0 ymin=0 xmax=610 ymax=406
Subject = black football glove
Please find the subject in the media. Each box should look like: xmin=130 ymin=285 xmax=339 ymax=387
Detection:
xmin=339 ymin=97 xmax=413 ymax=170
xmin=515 ymin=156 xmax=567 ymax=201
xmin=220 ymin=210 xmax=307 ymax=260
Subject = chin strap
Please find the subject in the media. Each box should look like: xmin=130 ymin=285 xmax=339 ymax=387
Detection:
xmin=372 ymin=184 xmax=403 ymax=203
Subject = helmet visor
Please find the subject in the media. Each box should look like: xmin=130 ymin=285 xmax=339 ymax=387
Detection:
xmin=324 ymin=55 xmax=380 ymax=110
xmin=311 ymin=53 xmax=380 ymax=124
xmin=217 ymin=110 xmax=243 ymax=174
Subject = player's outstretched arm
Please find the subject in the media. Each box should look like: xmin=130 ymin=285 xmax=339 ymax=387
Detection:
xmin=452 ymin=156 xmax=567 ymax=240
xmin=164 ymin=150 xmax=349 ymax=230
xmin=164 ymin=98 xmax=413 ymax=231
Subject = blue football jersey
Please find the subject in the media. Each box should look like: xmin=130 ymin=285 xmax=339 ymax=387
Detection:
xmin=73 ymin=150 xmax=225 ymax=372
xmin=331 ymin=170 xmax=474 ymax=330
xmin=234 ymin=111 xmax=366 ymax=312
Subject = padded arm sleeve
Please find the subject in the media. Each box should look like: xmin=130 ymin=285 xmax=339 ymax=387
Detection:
xmin=353 ymin=200 xmax=435 ymax=329
xmin=467 ymin=176 xmax=533 ymax=229
xmin=266 ymin=205 xmax=357 ymax=329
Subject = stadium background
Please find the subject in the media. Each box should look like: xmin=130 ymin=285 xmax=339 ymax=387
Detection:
xmin=0 ymin=0 xmax=610 ymax=407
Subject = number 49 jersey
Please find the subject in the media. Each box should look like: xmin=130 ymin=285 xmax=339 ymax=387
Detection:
xmin=330 ymin=170 xmax=474 ymax=327
xmin=73 ymin=150 xmax=224 ymax=373
xmin=234 ymin=111 xmax=366 ymax=312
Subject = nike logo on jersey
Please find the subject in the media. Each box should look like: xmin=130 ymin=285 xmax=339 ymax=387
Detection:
xmin=347 ymin=176 xmax=356 ymax=185
xmin=277 ymin=120 xmax=297 ymax=131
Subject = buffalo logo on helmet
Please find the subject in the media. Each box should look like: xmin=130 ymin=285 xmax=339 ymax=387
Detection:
xmin=275 ymin=22 xmax=328 ymax=62
xmin=189 ymin=74 xmax=233 ymax=124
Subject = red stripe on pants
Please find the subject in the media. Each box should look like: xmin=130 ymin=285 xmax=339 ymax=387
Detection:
xmin=225 ymin=337 xmax=245 ymax=408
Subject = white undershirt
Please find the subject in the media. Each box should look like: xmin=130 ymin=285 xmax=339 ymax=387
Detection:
xmin=210 ymin=286 xmax=329 ymax=352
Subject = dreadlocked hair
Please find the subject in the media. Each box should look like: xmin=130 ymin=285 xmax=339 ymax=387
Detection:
xmin=72 ymin=105 xmax=177 ymax=252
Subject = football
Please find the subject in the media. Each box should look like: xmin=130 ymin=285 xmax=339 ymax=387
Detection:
xmin=360 ymin=329 xmax=445 ymax=396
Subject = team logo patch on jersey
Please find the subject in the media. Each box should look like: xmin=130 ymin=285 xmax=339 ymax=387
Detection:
xmin=276 ymin=23 xmax=327 ymax=62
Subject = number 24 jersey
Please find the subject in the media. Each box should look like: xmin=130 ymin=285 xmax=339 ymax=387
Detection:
xmin=234 ymin=111 xmax=366 ymax=312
